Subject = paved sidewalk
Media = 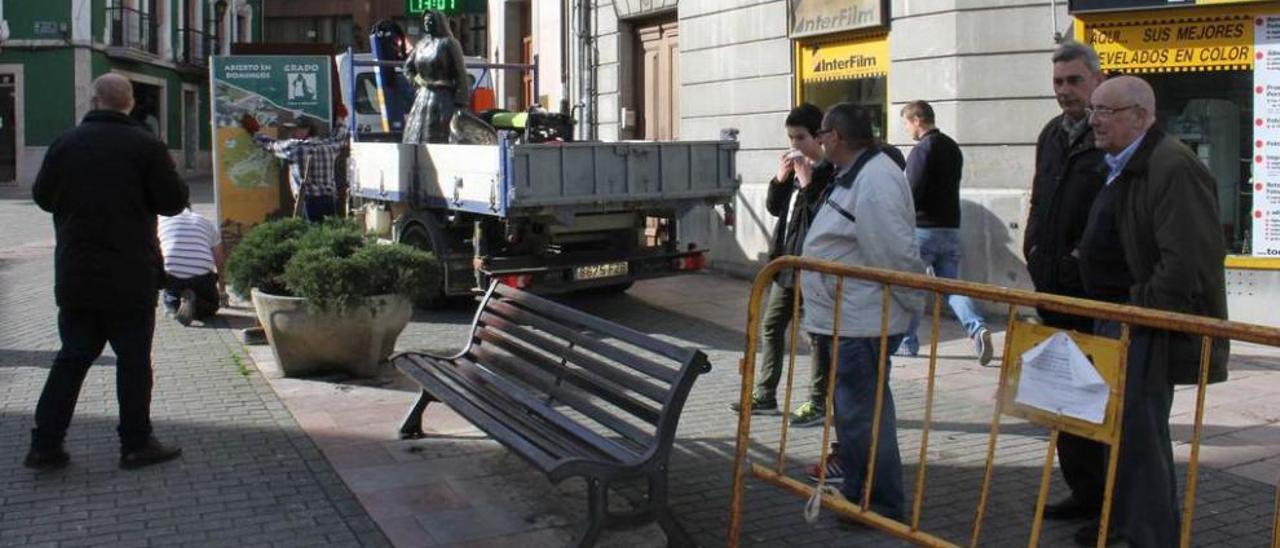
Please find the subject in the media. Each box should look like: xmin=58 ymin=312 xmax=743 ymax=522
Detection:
xmin=0 ymin=183 xmax=389 ymax=547
xmin=250 ymin=273 xmax=1280 ymax=547
xmin=4 ymin=176 xmax=1278 ymax=547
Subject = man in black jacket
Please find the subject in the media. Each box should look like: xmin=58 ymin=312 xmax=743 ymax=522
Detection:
xmin=26 ymin=74 xmax=188 ymax=471
xmin=1073 ymin=74 xmax=1229 ymax=548
xmin=1025 ymin=41 xmax=1110 ymax=524
xmin=898 ymin=100 xmax=994 ymax=365
xmin=731 ymin=103 xmax=834 ymax=428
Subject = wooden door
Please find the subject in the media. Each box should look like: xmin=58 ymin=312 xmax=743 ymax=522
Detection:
xmin=635 ymin=18 xmax=679 ymax=141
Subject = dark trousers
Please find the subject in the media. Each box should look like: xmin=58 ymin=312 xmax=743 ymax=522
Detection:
xmin=755 ymin=282 xmax=828 ymax=405
xmin=1050 ymin=312 xmax=1111 ymax=508
xmin=162 ymin=272 xmax=220 ymax=320
xmin=813 ymin=333 xmax=906 ymax=520
xmin=32 ymin=307 xmax=156 ymax=452
xmin=1095 ymin=321 xmax=1179 ymax=546
xmin=300 ymin=194 xmax=337 ymax=222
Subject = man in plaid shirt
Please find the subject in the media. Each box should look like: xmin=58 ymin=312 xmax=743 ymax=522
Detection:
xmin=241 ymin=115 xmax=349 ymax=221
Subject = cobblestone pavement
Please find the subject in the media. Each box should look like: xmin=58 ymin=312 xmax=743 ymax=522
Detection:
xmin=3 ymin=179 xmax=1278 ymax=547
xmin=0 ymin=181 xmax=390 ymax=547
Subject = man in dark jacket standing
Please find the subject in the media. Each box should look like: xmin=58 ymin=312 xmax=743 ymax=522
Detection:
xmin=26 ymin=73 xmax=188 ymax=471
xmin=1027 ymin=41 xmax=1111 ymax=525
xmin=730 ymin=103 xmax=834 ymax=428
xmin=1026 ymin=41 xmax=1107 ymax=334
xmin=898 ymin=100 xmax=993 ymax=365
xmin=1074 ymin=75 xmax=1229 ymax=547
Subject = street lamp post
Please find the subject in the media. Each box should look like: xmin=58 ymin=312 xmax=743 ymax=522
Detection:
xmin=213 ymin=0 xmax=228 ymax=56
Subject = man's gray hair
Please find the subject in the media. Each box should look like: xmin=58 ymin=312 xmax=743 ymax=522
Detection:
xmin=1052 ymin=40 xmax=1102 ymax=75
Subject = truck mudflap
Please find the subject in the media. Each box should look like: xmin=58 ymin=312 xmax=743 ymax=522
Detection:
xmin=480 ymin=249 xmax=708 ymax=294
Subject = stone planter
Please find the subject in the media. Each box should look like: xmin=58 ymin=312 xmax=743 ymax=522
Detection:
xmin=251 ymin=289 xmax=413 ymax=378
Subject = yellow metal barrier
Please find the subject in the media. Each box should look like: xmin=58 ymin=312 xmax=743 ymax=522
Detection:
xmin=726 ymin=256 xmax=1280 ymax=548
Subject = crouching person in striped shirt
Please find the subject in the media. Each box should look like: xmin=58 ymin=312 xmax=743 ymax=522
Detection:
xmin=158 ymin=205 xmax=225 ymax=325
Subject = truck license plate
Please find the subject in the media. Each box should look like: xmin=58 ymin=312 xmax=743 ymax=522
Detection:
xmin=575 ymin=261 xmax=629 ymax=281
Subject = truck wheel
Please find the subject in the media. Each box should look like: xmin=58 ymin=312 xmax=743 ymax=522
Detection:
xmin=399 ymin=223 xmax=447 ymax=309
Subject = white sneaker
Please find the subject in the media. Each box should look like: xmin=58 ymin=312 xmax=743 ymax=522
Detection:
xmin=974 ymin=327 xmax=994 ymax=367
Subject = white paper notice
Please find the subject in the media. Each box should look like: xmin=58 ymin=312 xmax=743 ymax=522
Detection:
xmin=1253 ymin=16 xmax=1280 ymax=257
xmin=1014 ymin=332 xmax=1109 ymax=424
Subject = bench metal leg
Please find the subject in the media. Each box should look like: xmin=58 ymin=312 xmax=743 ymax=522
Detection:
xmin=399 ymin=390 xmax=434 ymax=440
xmin=576 ymin=478 xmax=608 ymax=548
xmin=651 ymin=467 xmax=695 ymax=547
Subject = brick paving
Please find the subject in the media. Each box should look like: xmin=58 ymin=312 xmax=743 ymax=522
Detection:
xmin=3 ymin=179 xmax=1279 ymax=547
xmin=0 ymin=181 xmax=389 ymax=548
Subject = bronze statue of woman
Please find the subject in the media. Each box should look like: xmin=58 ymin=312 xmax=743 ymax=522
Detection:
xmin=402 ymin=10 xmax=469 ymax=144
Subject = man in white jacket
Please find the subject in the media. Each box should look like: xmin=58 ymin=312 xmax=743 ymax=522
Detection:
xmin=801 ymin=103 xmax=926 ymax=521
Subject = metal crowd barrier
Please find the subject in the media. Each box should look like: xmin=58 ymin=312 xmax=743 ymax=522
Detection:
xmin=726 ymin=256 xmax=1280 ymax=548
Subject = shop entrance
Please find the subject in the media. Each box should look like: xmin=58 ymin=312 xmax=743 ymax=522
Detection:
xmin=183 ymin=89 xmax=199 ymax=171
xmin=1139 ymin=71 xmax=1251 ymax=253
xmin=796 ymin=35 xmax=890 ymax=141
xmin=802 ymin=77 xmax=889 ymax=139
xmin=131 ymin=81 xmax=163 ymax=138
xmin=0 ymin=74 xmax=16 ymax=185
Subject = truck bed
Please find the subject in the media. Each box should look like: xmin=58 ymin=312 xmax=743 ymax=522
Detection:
xmin=350 ymin=139 xmax=739 ymax=217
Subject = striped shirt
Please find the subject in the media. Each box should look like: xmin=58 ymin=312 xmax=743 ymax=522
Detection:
xmin=158 ymin=209 xmax=219 ymax=279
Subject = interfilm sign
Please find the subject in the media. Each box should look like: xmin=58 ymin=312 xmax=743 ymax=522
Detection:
xmin=790 ymin=0 xmax=887 ymax=39
xmin=1087 ymin=15 xmax=1253 ymax=73
xmin=799 ymin=37 xmax=889 ymax=82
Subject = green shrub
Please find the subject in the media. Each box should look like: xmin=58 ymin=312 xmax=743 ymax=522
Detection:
xmin=225 ymin=218 xmax=437 ymax=310
xmin=225 ymin=217 xmax=310 ymax=299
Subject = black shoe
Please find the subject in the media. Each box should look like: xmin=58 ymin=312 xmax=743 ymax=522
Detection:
xmin=119 ymin=437 xmax=182 ymax=470
xmin=728 ymin=394 xmax=779 ymax=416
xmin=175 ymin=289 xmax=196 ymax=326
xmin=23 ymin=446 xmax=70 ymax=471
xmin=1073 ymin=519 xmax=1123 ymax=547
xmin=1044 ymin=495 xmax=1101 ymax=521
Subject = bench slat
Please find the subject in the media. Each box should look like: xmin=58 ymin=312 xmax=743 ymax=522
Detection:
xmin=451 ymin=355 xmax=642 ymax=464
xmin=479 ymin=311 xmax=670 ymax=403
xmin=493 ymin=284 xmax=693 ymax=364
xmin=421 ymin=353 xmax=611 ymax=462
xmin=397 ymin=354 xmax=563 ymax=471
xmin=474 ymin=327 xmax=662 ymax=426
xmin=486 ymin=299 xmax=680 ymax=384
xmin=469 ymin=343 xmax=657 ymax=449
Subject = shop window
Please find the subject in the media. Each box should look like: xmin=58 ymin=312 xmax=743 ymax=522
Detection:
xmin=1140 ymin=71 xmax=1251 ymax=253
xmin=801 ymin=77 xmax=888 ymax=140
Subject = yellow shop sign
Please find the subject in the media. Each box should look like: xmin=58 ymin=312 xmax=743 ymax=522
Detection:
xmin=799 ymin=36 xmax=889 ymax=83
xmin=1087 ymin=15 xmax=1253 ymax=73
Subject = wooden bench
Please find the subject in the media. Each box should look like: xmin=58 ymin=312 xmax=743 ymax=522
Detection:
xmin=393 ymin=282 xmax=711 ymax=547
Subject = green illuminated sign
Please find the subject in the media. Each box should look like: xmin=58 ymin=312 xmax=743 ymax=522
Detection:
xmin=406 ymin=0 xmax=485 ymax=15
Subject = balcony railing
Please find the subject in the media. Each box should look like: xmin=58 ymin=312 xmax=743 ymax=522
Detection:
xmin=107 ymin=6 xmax=159 ymax=55
xmin=177 ymin=28 xmax=213 ymax=67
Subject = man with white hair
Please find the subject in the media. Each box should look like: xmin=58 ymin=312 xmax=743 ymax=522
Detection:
xmin=1073 ymin=75 xmax=1229 ymax=546
xmin=28 ymin=73 xmax=188 ymax=471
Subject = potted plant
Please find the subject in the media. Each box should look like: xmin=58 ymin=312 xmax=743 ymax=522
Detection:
xmin=226 ymin=219 xmax=437 ymax=378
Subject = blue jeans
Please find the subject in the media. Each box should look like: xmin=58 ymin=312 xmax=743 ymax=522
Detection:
xmin=812 ymin=333 xmax=905 ymax=520
xmin=904 ymin=228 xmax=986 ymax=352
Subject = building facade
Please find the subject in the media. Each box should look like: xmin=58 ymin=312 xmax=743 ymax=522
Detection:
xmin=490 ymin=0 xmax=1278 ymax=326
xmin=263 ymin=0 xmax=488 ymax=56
xmin=0 ymin=0 xmax=262 ymax=187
